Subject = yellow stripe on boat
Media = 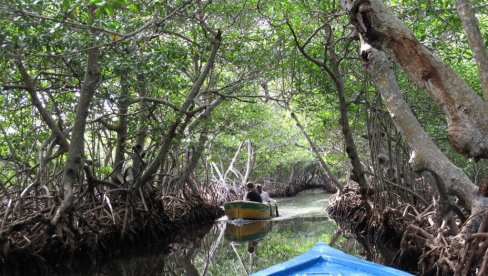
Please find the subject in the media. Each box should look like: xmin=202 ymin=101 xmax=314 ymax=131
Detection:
xmin=224 ymin=200 xmax=278 ymax=220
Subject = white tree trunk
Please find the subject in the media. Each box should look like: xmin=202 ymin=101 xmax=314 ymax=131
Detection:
xmin=242 ymin=139 xmax=255 ymax=185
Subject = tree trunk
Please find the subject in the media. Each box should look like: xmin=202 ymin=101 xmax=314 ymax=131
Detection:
xmin=132 ymin=73 xmax=150 ymax=180
xmin=287 ymin=21 xmax=369 ymax=202
xmin=341 ymin=0 xmax=488 ymax=160
xmin=51 ymin=45 xmax=100 ymax=226
xmin=138 ymin=30 xmax=221 ymax=187
xmin=138 ymin=121 xmax=179 ymax=187
xmin=330 ymin=44 xmax=369 ymax=197
xmin=113 ymin=73 xmax=130 ymax=183
xmin=455 ymin=0 xmax=488 ymax=100
xmin=290 ymin=111 xmax=344 ymax=192
xmin=176 ymin=94 xmax=224 ymax=192
xmin=176 ymin=131 xmax=208 ymax=193
xmin=363 ymin=47 xmax=484 ymax=212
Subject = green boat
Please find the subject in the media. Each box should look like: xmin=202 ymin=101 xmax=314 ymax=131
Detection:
xmin=224 ymin=200 xmax=278 ymax=220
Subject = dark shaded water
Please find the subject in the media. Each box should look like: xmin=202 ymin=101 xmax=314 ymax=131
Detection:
xmin=4 ymin=190 xmax=363 ymax=275
xmin=92 ymin=190 xmax=363 ymax=275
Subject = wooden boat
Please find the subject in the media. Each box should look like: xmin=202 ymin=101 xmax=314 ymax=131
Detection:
xmin=224 ymin=200 xmax=278 ymax=220
xmin=225 ymin=221 xmax=272 ymax=243
xmin=251 ymin=242 xmax=412 ymax=276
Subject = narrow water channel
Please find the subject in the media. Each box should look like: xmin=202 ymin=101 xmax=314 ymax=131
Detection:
xmin=93 ymin=190 xmax=363 ymax=275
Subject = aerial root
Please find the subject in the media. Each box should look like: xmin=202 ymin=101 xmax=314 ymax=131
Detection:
xmin=328 ymin=182 xmax=488 ymax=275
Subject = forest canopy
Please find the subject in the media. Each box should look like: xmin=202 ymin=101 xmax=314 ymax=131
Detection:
xmin=1 ymin=0 xmax=488 ymax=274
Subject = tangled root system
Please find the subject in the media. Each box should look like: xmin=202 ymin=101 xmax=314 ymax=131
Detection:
xmin=0 ymin=190 xmax=224 ymax=274
xmin=328 ymin=182 xmax=488 ymax=275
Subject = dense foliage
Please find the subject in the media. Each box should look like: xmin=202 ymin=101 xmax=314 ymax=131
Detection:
xmin=1 ymin=0 xmax=488 ymax=274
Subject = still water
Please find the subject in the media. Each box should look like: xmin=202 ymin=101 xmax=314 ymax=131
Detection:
xmin=96 ymin=190 xmax=363 ymax=275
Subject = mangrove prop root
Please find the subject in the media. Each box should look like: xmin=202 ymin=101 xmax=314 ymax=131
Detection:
xmin=328 ymin=182 xmax=488 ymax=275
xmin=0 ymin=189 xmax=224 ymax=273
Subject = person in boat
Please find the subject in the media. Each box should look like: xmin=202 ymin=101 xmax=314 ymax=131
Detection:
xmin=243 ymin=182 xmax=262 ymax=203
xmin=256 ymin=184 xmax=275 ymax=203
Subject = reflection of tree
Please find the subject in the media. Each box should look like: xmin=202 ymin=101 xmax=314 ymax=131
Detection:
xmin=231 ymin=240 xmax=261 ymax=276
xmin=174 ymin=243 xmax=199 ymax=276
xmin=92 ymin=224 xmax=215 ymax=275
xmin=201 ymin=222 xmax=227 ymax=275
xmin=247 ymin=240 xmax=260 ymax=274
xmin=91 ymin=218 xmax=345 ymax=276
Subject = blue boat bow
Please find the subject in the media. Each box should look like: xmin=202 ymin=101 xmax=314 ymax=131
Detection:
xmin=251 ymin=242 xmax=412 ymax=276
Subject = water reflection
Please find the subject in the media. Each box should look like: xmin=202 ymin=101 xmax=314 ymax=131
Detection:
xmin=208 ymin=190 xmax=363 ymax=275
xmin=93 ymin=224 xmax=214 ymax=276
xmin=97 ymin=191 xmax=362 ymax=276
xmin=224 ymin=220 xmax=273 ymax=275
xmin=225 ymin=221 xmax=272 ymax=243
xmin=87 ymin=216 xmax=358 ymax=276
xmin=6 ymin=191 xmax=363 ymax=275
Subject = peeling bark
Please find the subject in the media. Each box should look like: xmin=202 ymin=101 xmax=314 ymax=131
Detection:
xmin=341 ymin=0 xmax=488 ymax=160
xmin=363 ymin=47 xmax=486 ymax=212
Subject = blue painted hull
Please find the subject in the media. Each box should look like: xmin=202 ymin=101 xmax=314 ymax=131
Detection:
xmin=252 ymin=242 xmax=412 ymax=276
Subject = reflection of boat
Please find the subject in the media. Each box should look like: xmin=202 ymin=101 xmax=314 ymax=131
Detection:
xmin=225 ymin=221 xmax=272 ymax=243
xmin=224 ymin=200 xmax=278 ymax=220
xmin=251 ymin=242 xmax=413 ymax=276
xmin=226 ymin=221 xmax=273 ymax=275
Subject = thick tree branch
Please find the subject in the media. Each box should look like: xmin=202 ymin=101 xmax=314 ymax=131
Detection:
xmin=180 ymin=30 xmax=222 ymax=112
xmin=363 ymin=47 xmax=485 ymax=212
xmin=14 ymin=54 xmax=70 ymax=152
xmin=132 ymin=97 xmax=188 ymax=113
xmin=138 ymin=30 xmax=222 ymax=186
xmin=95 ymin=117 xmax=119 ymax=132
xmin=342 ymin=0 xmax=488 ymax=160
